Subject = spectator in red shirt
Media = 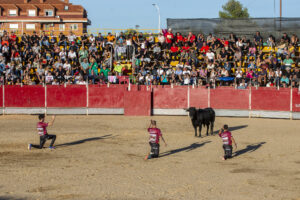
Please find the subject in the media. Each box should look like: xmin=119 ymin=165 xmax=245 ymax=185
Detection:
xmin=9 ymin=32 xmax=17 ymax=43
xmin=175 ymin=32 xmax=184 ymax=46
xmin=165 ymin=28 xmax=174 ymax=49
xmin=200 ymin=42 xmax=209 ymax=54
xmin=170 ymin=43 xmax=179 ymax=58
xmin=187 ymin=32 xmax=196 ymax=45
xmin=182 ymin=43 xmax=190 ymax=52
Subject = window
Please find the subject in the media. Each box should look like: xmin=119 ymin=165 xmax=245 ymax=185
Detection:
xmin=59 ymin=24 xmax=65 ymax=31
xmin=26 ymin=24 xmax=35 ymax=30
xmin=70 ymin=24 xmax=78 ymax=31
xmin=28 ymin=10 xmax=36 ymax=16
xmin=45 ymin=10 xmax=53 ymax=17
xmin=9 ymin=10 xmax=17 ymax=16
xmin=9 ymin=24 xmax=18 ymax=29
xmin=64 ymin=5 xmax=69 ymax=11
xmin=44 ymin=24 xmax=51 ymax=30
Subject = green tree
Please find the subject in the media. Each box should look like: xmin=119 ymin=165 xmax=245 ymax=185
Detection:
xmin=219 ymin=0 xmax=250 ymax=19
xmin=124 ymin=29 xmax=137 ymax=35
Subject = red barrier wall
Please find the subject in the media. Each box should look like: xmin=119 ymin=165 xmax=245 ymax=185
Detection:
xmin=153 ymin=87 xmax=188 ymax=109
xmin=0 ymin=86 xmax=3 ymax=107
xmin=190 ymin=87 xmax=209 ymax=108
xmin=124 ymin=91 xmax=151 ymax=116
xmin=4 ymin=85 xmax=45 ymax=107
xmin=211 ymin=87 xmax=249 ymax=110
xmin=251 ymin=88 xmax=290 ymax=111
xmin=2 ymin=85 xmax=299 ymax=115
xmin=292 ymin=89 xmax=300 ymax=112
xmin=47 ymin=85 xmax=87 ymax=108
xmin=89 ymin=86 xmax=124 ymax=108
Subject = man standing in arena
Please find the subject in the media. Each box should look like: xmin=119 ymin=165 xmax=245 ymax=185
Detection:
xmin=145 ymin=120 xmax=167 ymax=160
xmin=28 ymin=114 xmax=56 ymax=150
xmin=218 ymin=124 xmax=237 ymax=160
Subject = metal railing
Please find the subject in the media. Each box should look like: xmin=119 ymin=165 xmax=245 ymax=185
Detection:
xmin=0 ymin=28 xmax=160 ymax=36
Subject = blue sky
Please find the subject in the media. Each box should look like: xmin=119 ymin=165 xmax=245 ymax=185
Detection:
xmin=71 ymin=0 xmax=300 ymax=30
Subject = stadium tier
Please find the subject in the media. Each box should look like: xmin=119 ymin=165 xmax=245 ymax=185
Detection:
xmin=0 ymin=30 xmax=299 ymax=88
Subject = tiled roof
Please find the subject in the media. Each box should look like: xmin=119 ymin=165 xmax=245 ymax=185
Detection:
xmin=0 ymin=0 xmax=67 ymax=4
xmin=0 ymin=0 xmax=89 ymax=22
xmin=0 ymin=0 xmax=85 ymax=13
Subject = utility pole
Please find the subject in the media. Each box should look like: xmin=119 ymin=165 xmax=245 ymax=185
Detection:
xmin=280 ymin=0 xmax=282 ymax=31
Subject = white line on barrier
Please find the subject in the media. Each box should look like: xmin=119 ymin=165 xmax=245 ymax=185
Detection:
xmin=290 ymin=86 xmax=293 ymax=120
xmin=45 ymin=85 xmax=47 ymax=116
xmin=187 ymin=86 xmax=190 ymax=109
xmin=2 ymin=84 xmax=4 ymax=115
xmin=249 ymin=85 xmax=252 ymax=118
xmin=86 ymin=83 xmax=89 ymax=116
xmin=208 ymin=86 xmax=210 ymax=108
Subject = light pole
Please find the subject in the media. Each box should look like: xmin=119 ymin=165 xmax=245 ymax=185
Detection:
xmin=152 ymin=3 xmax=161 ymax=33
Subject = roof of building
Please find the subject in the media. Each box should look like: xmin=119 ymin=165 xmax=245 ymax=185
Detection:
xmin=0 ymin=0 xmax=89 ymax=22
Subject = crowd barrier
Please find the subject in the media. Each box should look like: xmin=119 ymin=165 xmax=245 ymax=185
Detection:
xmin=0 ymin=85 xmax=299 ymax=119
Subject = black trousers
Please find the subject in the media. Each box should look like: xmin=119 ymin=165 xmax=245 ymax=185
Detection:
xmin=149 ymin=142 xmax=160 ymax=158
xmin=223 ymin=144 xmax=233 ymax=160
xmin=32 ymin=134 xmax=56 ymax=149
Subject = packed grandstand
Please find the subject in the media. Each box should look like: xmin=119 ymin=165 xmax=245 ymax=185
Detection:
xmin=0 ymin=29 xmax=299 ymax=88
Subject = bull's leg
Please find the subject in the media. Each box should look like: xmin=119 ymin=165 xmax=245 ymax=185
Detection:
xmin=194 ymin=126 xmax=198 ymax=137
xmin=199 ymin=124 xmax=202 ymax=137
xmin=210 ymin=122 xmax=214 ymax=135
xmin=206 ymin=124 xmax=209 ymax=136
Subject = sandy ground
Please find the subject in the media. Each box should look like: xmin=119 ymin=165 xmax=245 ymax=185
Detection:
xmin=0 ymin=115 xmax=299 ymax=200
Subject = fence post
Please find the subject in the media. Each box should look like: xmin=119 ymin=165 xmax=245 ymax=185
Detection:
xmin=187 ymin=85 xmax=190 ymax=109
xmin=2 ymin=83 xmax=4 ymax=115
xmin=208 ymin=86 xmax=210 ymax=108
xmin=290 ymin=86 xmax=293 ymax=120
xmin=249 ymin=84 xmax=252 ymax=118
xmin=44 ymin=84 xmax=47 ymax=116
xmin=86 ymin=83 xmax=89 ymax=116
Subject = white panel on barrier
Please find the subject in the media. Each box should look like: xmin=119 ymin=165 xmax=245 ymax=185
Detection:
xmin=153 ymin=109 xmax=187 ymax=116
xmin=292 ymin=112 xmax=300 ymax=120
xmin=46 ymin=108 xmax=87 ymax=115
xmin=0 ymin=108 xmax=3 ymax=115
xmin=215 ymin=109 xmax=249 ymax=117
xmin=88 ymin=108 xmax=124 ymax=115
xmin=250 ymin=111 xmax=290 ymax=119
xmin=5 ymin=108 xmax=45 ymax=115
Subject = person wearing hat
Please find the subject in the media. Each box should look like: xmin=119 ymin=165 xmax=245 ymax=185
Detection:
xmin=28 ymin=114 xmax=56 ymax=150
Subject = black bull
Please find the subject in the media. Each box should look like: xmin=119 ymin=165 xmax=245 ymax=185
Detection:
xmin=185 ymin=107 xmax=215 ymax=137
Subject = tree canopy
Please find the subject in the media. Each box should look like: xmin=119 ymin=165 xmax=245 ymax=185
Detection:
xmin=219 ymin=0 xmax=250 ymax=19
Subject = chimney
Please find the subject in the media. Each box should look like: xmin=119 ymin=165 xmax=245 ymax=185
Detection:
xmin=64 ymin=0 xmax=69 ymax=3
xmin=24 ymin=0 xmax=28 ymax=3
xmin=40 ymin=0 xmax=44 ymax=3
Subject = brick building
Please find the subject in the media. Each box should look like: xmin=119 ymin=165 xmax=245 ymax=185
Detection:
xmin=0 ymin=0 xmax=90 ymax=35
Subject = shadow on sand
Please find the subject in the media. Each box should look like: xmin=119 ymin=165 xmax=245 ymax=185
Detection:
xmin=213 ymin=125 xmax=248 ymax=135
xmin=0 ymin=197 xmax=25 ymax=200
xmin=160 ymin=141 xmax=211 ymax=158
xmin=233 ymin=142 xmax=266 ymax=157
xmin=55 ymin=134 xmax=114 ymax=148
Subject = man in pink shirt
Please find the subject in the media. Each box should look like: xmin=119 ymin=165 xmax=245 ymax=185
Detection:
xmin=145 ymin=120 xmax=167 ymax=160
xmin=28 ymin=114 xmax=56 ymax=150
xmin=218 ymin=124 xmax=237 ymax=160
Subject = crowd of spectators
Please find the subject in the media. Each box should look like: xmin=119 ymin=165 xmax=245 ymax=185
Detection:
xmin=0 ymin=29 xmax=299 ymax=88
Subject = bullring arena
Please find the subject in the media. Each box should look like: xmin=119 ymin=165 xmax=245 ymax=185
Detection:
xmin=0 ymin=115 xmax=300 ymax=200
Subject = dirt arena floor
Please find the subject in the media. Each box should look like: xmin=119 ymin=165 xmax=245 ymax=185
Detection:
xmin=0 ymin=115 xmax=299 ymax=200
